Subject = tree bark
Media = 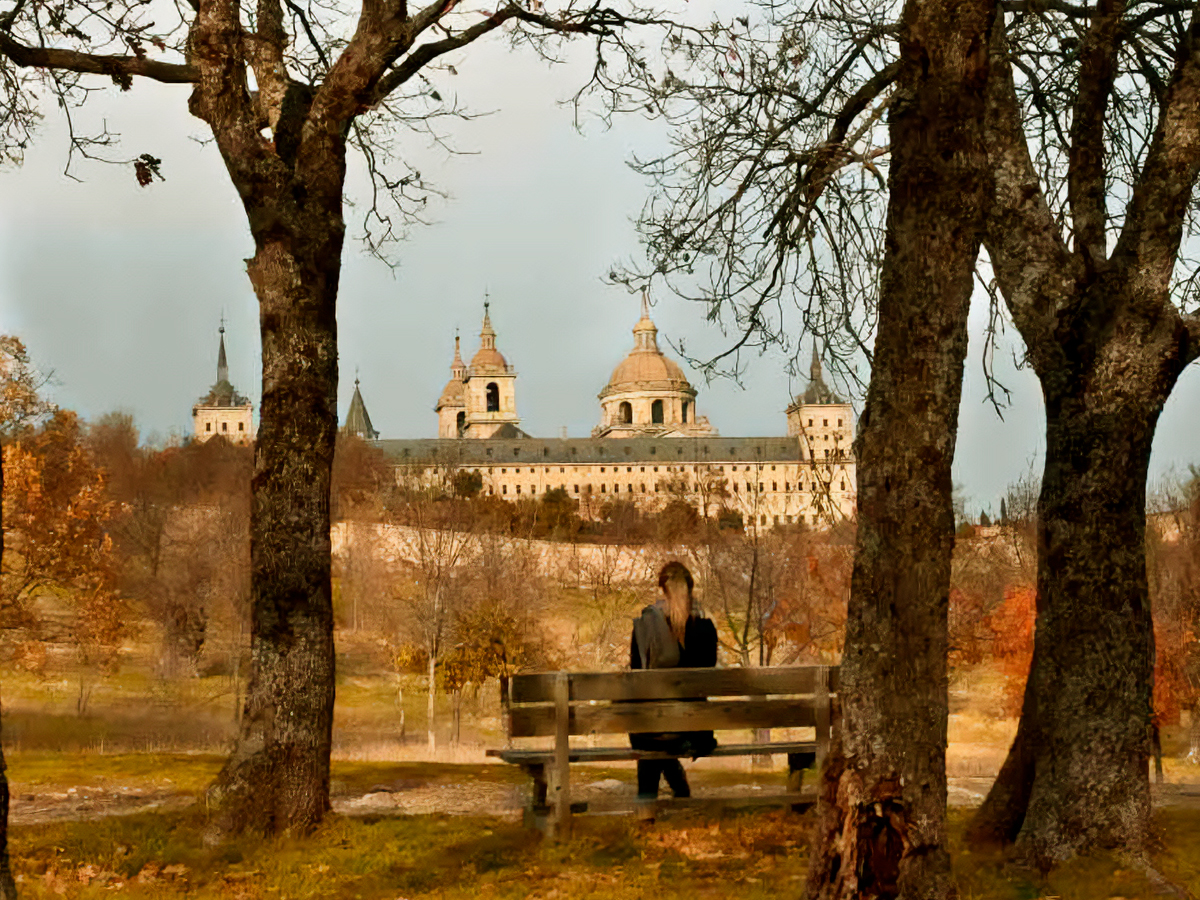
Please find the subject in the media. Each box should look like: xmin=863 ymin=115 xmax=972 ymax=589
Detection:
xmin=970 ymin=312 xmax=1186 ymax=864
xmin=205 ymin=227 xmax=341 ymax=837
xmin=804 ymin=2 xmax=994 ymax=897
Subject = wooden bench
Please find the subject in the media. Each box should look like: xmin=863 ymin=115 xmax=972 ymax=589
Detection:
xmin=487 ymin=665 xmax=838 ymax=835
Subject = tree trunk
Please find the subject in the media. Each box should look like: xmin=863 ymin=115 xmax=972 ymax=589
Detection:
xmin=970 ymin=343 xmax=1181 ymax=864
xmin=206 ymin=228 xmax=341 ymax=837
xmin=0 ymin=456 xmax=17 ymax=900
xmin=805 ymin=2 xmax=994 ymax=897
xmin=1188 ymin=706 xmax=1200 ymax=765
xmin=428 ymin=652 xmax=437 ymax=751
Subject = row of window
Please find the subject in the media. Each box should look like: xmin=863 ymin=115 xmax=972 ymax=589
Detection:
xmin=805 ymin=418 xmax=845 ymax=428
xmin=409 ymin=443 xmax=801 ymax=460
xmin=490 ymin=480 xmax=848 ymax=496
xmin=204 ymin=421 xmax=246 ymax=432
xmin=486 ymin=462 xmax=844 ymax=475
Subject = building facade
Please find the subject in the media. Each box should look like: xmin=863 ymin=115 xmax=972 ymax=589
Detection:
xmin=351 ymin=296 xmax=857 ymax=529
xmin=192 ymin=326 xmax=254 ymax=444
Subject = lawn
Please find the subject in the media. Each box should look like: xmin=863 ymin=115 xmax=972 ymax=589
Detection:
xmin=5 ymin=753 xmax=1200 ymax=899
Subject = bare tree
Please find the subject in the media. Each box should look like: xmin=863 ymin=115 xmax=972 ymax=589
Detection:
xmin=1 ymin=0 xmax=668 ymax=836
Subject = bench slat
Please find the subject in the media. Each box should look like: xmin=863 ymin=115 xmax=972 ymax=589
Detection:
xmin=487 ymin=741 xmax=819 ymax=765
xmin=509 ymin=666 xmax=837 ymax=703
xmin=508 ymin=697 xmax=818 ymax=738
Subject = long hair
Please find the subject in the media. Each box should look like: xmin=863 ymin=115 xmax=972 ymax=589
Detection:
xmin=658 ymin=561 xmax=694 ymax=646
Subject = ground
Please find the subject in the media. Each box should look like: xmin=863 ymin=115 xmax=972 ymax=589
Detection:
xmin=6 ymin=633 xmax=1200 ymax=896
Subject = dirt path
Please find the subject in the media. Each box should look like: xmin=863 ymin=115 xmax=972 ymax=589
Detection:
xmin=11 ymin=775 xmax=1200 ymax=826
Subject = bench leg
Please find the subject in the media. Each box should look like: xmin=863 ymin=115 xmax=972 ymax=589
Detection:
xmin=522 ymin=763 xmax=550 ymax=832
xmin=787 ymin=752 xmax=817 ymax=813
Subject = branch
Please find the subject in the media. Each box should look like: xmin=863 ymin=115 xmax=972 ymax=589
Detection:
xmin=1066 ymin=0 xmax=1124 ymax=269
xmin=372 ymin=5 xmax=518 ymax=102
xmin=981 ymin=14 xmax=1076 ymax=351
xmin=1184 ymin=313 xmax=1200 ymax=364
xmin=1114 ymin=5 xmax=1200 ymax=314
xmin=0 ymin=31 xmax=195 ymax=83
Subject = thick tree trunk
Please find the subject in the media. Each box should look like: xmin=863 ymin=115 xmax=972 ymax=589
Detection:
xmin=971 ymin=335 xmax=1183 ymax=864
xmin=804 ymin=2 xmax=993 ymax=897
xmin=206 ymin=228 xmax=341 ymax=837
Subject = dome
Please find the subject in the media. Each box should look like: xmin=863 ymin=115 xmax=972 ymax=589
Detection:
xmin=602 ymin=350 xmax=693 ymax=396
xmin=470 ymin=346 xmax=508 ymax=371
xmin=437 ymin=376 xmax=465 ymax=409
xmin=600 ymin=296 xmax=694 ymax=397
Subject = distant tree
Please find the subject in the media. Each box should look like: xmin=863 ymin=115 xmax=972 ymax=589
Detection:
xmin=2 ymin=410 xmax=128 ymax=712
xmin=452 ymin=469 xmax=484 ymax=501
xmin=0 ymin=334 xmax=49 ymax=900
xmin=332 ymin=435 xmax=392 ymax=521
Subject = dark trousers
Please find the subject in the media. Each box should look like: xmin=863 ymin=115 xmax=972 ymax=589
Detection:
xmin=637 ymin=759 xmax=690 ymax=799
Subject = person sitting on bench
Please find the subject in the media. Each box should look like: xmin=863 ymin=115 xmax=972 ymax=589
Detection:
xmin=629 ymin=561 xmax=718 ymax=800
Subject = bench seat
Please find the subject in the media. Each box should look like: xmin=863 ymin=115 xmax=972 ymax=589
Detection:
xmin=487 ymin=741 xmax=819 ymax=766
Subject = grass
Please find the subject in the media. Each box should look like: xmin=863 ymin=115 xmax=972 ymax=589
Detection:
xmin=9 ymin=799 xmax=1200 ymax=899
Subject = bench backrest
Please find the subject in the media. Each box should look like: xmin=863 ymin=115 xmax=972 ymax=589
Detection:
xmin=501 ymin=665 xmax=838 ymax=739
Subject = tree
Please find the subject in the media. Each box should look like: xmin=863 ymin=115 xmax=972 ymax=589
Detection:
xmin=800 ymin=4 xmax=995 ymax=896
xmin=1 ymin=0 xmax=665 ymax=836
xmin=0 ymin=334 xmax=50 ymax=900
xmin=960 ymin=2 xmax=1200 ymax=860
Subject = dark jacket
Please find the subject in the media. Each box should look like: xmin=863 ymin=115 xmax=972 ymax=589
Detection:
xmin=628 ymin=602 xmax=718 ymax=756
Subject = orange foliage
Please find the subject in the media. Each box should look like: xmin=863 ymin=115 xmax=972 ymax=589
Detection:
xmin=986 ymin=584 xmax=1036 ymax=716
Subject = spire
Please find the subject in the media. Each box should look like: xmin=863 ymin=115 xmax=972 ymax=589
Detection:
xmin=451 ymin=331 xmax=466 ymax=379
xmin=217 ymin=322 xmax=229 ymax=385
xmin=480 ymin=298 xmax=496 ymax=350
xmin=344 ymin=377 xmax=379 ymax=440
xmin=810 ymin=339 xmax=821 ymax=384
xmin=633 ymin=289 xmax=659 ymax=352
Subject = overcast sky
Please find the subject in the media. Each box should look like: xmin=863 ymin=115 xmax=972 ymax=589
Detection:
xmin=0 ymin=30 xmax=1197 ymax=517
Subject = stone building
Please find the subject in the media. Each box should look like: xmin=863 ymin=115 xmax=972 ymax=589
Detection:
xmin=192 ymin=325 xmax=254 ymax=444
xmin=361 ymin=296 xmax=857 ymax=529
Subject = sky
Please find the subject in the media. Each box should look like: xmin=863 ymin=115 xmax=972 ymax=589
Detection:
xmin=0 ymin=28 xmax=1198 ymax=517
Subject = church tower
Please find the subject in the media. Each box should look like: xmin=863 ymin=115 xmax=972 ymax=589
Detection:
xmin=435 ymin=334 xmax=468 ymax=438
xmin=193 ymin=324 xmax=254 ymax=444
xmin=786 ymin=341 xmax=853 ymax=460
xmin=461 ymin=302 xmax=522 ymax=438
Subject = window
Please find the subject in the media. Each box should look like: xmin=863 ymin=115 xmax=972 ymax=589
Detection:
xmin=516 ymin=485 xmax=521 ymax=494
xmin=747 ymin=483 xmax=753 ymax=492
xmin=625 ymin=447 xmax=632 ymax=456
xmin=488 ymin=486 xmax=493 ymax=495
xmin=618 ymin=401 xmax=632 ymax=424
xmin=640 ymin=467 xmax=645 ymax=472
xmin=222 ymin=422 xmax=228 ymax=432
xmin=574 ymin=485 xmax=579 ymax=493
xmin=760 ymin=515 xmax=767 ymax=525
xmin=627 ymin=484 xmax=633 ymax=493
xmin=238 ymin=422 xmax=245 ymax=432
xmin=823 ymin=419 xmax=828 ymax=427
xmin=560 ymin=467 xmax=565 ymax=473
xmin=486 ymin=382 xmax=500 ymax=412
xmin=774 ymin=516 xmax=779 ymax=525
xmin=530 ymin=485 xmax=536 ymax=494
xmin=733 ymin=484 xmax=739 ymax=493
xmin=206 ymin=422 xmax=212 ymax=432
xmin=502 ymin=485 xmax=507 ymax=494
xmin=772 ymin=482 xmax=777 ymax=491
xmin=543 ymin=448 xmax=549 ymax=457
xmin=640 ymin=484 xmax=646 ymax=492
xmin=601 ymin=485 xmax=606 ymax=493
xmin=825 ymin=449 xmax=831 ymax=459
xmin=841 ymin=481 xmax=846 ymax=490
xmin=572 ymin=447 xmax=578 ymax=456
xmin=838 ymin=418 xmax=843 ymax=427
xmin=652 ymin=399 xmax=664 ymax=424
xmin=651 ymin=446 xmax=657 ymax=455
xmin=627 ymin=466 xmax=632 ymax=472
xmin=600 ymin=467 xmax=605 ymax=473
xmin=654 ymin=484 xmax=660 ymax=492
xmin=759 ymin=483 xmax=764 ymax=492
xmin=456 ymin=411 xmax=465 ymax=436
xmin=501 ymin=468 xmax=506 ymax=473
xmin=513 ymin=448 xmax=520 ymax=457
xmin=682 ymin=400 xmax=690 ymax=423
xmin=808 ymin=419 xmax=813 ymax=427
xmin=486 ymin=448 xmax=492 ymax=457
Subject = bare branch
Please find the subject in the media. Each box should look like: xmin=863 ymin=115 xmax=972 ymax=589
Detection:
xmin=0 ymin=31 xmax=195 ymax=83
xmin=1066 ymin=0 xmax=1124 ymax=268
